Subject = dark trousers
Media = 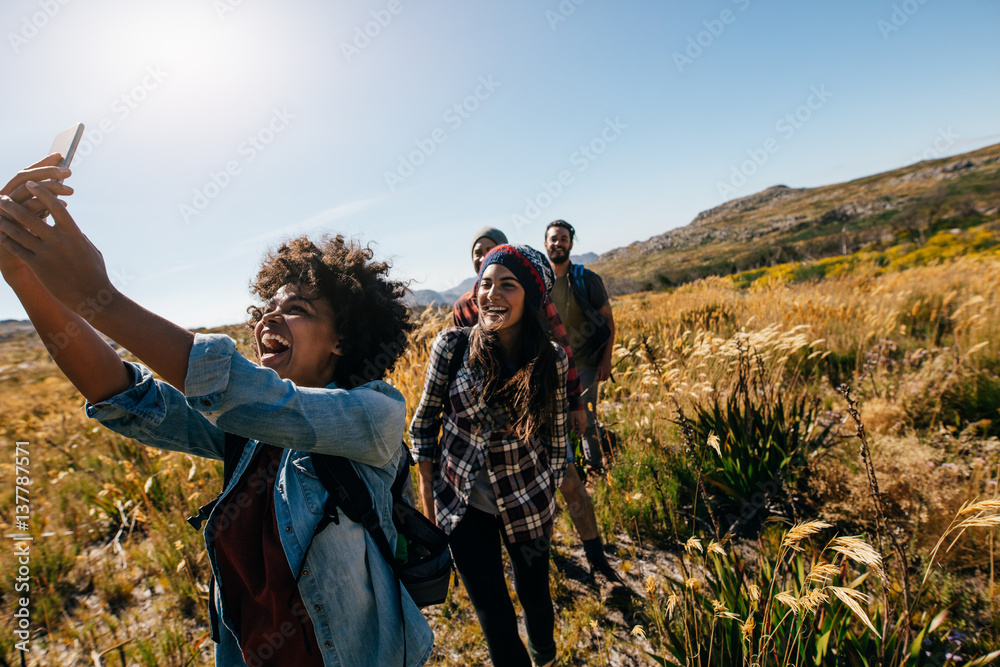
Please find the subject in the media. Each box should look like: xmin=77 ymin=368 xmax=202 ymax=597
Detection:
xmin=448 ymin=507 xmax=556 ymax=667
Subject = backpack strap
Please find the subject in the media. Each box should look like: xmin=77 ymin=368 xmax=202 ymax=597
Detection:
xmin=186 ymin=432 xmax=252 ymax=645
xmin=391 ymin=446 xmax=415 ymax=497
xmin=186 ymin=432 xmax=251 ymax=531
xmin=222 ymin=432 xmax=251 ymax=487
xmin=446 ymin=327 xmax=471 ymax=389
xmin=571 ymin=263 xmax=589 ymax=305
xmin=307 ymin=453 xmax=399 ymax=572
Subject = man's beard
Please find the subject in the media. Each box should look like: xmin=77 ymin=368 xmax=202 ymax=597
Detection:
xmin=548 ymin=248 xmax=569 ymax=264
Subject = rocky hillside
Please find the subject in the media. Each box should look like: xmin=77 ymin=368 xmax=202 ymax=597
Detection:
xmin=593 ymin=143 xmax=1000 ymax=294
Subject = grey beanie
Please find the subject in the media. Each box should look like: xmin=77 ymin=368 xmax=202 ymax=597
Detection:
xmin=470 ymin=226 xmax=508 ymax=257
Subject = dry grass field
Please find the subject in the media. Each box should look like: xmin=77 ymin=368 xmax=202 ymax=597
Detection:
xmin=2 ymin=227 xmax=1000 ymax=665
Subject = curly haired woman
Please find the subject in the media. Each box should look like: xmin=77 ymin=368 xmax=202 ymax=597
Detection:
xmin=0 ymin=155 xmax=434 ymax=667
xmin=410 ymin=244 xmax=568 ymax=667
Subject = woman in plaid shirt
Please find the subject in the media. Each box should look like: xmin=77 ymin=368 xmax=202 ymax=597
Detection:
xmin=410 ymin=244 xmax=568 ymax=667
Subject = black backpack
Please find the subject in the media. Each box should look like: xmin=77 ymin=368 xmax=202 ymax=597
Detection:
xmin=569 ymin=263 xmax=612 ymax=363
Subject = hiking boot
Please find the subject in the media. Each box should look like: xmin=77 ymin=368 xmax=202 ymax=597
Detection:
xmin=584 ymin=544 xmax=622 ymax=583
xmin=590 ymin=556 xmax=622 ymax=582
xmin=528 ymin=639 xmax=557 ymax=667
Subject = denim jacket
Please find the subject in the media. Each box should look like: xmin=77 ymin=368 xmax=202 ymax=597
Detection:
xmin=86 ymin=334 xmax=434 ymax=667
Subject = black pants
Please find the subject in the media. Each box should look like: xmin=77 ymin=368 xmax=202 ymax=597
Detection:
xmin=448 ymin=507 xmax=556 ymax=667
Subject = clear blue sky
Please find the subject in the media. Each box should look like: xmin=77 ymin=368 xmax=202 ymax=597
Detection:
xmin=1 ymin=0 xmax=998 ymax=327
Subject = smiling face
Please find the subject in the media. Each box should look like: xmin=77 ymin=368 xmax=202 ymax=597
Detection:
xmin=471 ymin=237 xmax=499 ymax=274
xmin=253 ymin=284 xmax=343 ymax=388
xmin=544 ymin=225 xmax=573 ymax=265
xmin=477 ymin=264 xmax=525 ymax=332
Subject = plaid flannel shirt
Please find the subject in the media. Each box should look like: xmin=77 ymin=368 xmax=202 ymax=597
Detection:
xmin=453 ymin=288 xmax=582 ymax=412
xmin=409 ymin=327 xmax=569 ymax=543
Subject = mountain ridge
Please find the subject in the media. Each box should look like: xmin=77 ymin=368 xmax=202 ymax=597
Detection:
xmin=592 ymin=143 xmax=1000 ymax=294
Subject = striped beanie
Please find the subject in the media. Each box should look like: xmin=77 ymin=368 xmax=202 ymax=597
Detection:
xmin=477 ymin=244 xmax=554 ymax=311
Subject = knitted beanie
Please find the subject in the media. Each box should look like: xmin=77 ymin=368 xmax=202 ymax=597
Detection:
xmin=477 ymin=244 xmax=554 ymax=311
xmin=470 ymin=226 xmax=508 ymax=257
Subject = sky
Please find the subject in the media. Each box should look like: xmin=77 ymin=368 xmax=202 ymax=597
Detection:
xmin=1 ymin=0 xmax=998 ymax=328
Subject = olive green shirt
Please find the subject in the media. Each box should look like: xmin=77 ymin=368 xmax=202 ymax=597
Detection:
xmin=551 ymin=268 xmax=609 ymax=370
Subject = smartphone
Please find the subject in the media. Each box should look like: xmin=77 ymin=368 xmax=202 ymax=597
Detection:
xmin=48 ymin=123 xmax=85 ymax=169
xmin=36 ymin=123 xmax=84 ymax=219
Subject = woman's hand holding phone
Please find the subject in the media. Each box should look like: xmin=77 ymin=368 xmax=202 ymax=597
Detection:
xmin=0 ymin=154 xmax=74 ymax=287
xmin=1 ymin=124 xmax=83 ymax=287
xmin=0 ymin=180 xmax=112 ymax=311
xmin=2 ymin=153 xmax=73 ymax=214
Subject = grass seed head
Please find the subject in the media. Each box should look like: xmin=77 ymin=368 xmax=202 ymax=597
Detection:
xmin=685 ymin=536 xmax=703 ymax=554
xmin=829 ymin=536 xmax=885 ymax=579
xmin=775 ymin=591 xmax=800 ymax=614
xmin=707 ymin=432 xmax=722 ymax=456
xmin=781 ymin=520 xmax=832 ymax=551
xmin=807 ymin=562 xmax=841 ymax=585
xmin=957 ymin=498 xmax=1000 ymax=516
xmin=667 ymin=593 xmax=680 ymax=619
xmin=829 ymin=586 xmax=880 ymax=638
xmin=799 ymin=587 xmax=830 ymax=613
xmin=711 ymin=599 xmax=740 ymax=620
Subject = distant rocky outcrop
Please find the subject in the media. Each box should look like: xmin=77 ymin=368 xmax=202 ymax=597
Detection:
xmin=0 ymin=319 xmax=35 ymax=339
xmin=592 ymin=143 xmax=1000 ymax=293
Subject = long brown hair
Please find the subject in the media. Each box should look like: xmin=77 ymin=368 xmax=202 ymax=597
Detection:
xmin=468 ymin=302 xmax=562 ymax=442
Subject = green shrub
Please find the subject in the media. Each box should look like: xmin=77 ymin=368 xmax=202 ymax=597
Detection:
xmin=681 ymin=346 xmax=837 ymax=534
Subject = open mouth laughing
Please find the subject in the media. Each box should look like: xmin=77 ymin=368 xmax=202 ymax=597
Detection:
xmin=259 ymin=331 xmax=291 ymax=360
xmin=481 ymin=304 xmax=512 ymax=328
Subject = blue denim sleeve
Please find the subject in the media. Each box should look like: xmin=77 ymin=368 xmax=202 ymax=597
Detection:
xmin=184 ymin=334 xmax=405 ymax=469
xmin=85 ymin=362 xmax=227 ymax=461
